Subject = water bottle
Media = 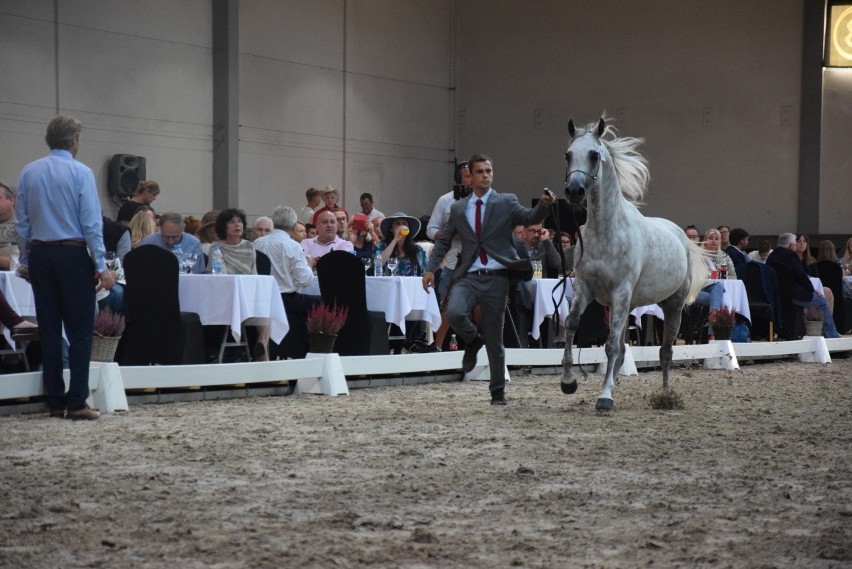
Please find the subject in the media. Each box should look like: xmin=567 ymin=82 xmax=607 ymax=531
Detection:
xmin=448 ymin=334 xmax=458 ymax=351
xmin=211 ymin=243 xmax=224 ymax=274
xmin=172 ymin=242 xmax=183 ymax=268
xmin=374 ymin=251 xmax=383 ymax=277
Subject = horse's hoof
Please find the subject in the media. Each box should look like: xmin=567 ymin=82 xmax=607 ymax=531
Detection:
xmin=595 ymin=398 xmax=613 ymax=411
xmin=560 ymin=380 xmax=578 ymax=395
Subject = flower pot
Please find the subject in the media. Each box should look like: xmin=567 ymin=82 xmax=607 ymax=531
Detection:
xmin=713 ymin=327 xmax=732 ymax=341
xmin=804 ymin=320 xmax=823 ymax=336
xmin=91 ymin=335 xmax=121 ymax=362
xmin=308 ymin=332 xmax=338 ymax=353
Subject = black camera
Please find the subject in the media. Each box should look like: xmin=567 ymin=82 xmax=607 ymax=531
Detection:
xmin=452 ymin=184 xmax=472 ymax=201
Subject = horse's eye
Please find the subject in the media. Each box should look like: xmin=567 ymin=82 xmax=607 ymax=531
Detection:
xmin=564 ymin=151 xmax=572 ymax=163
xmin=589 ymin=151 xmax=600 ymax=162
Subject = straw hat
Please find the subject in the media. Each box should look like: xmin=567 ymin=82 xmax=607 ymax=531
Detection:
xmin=199 ymin=210 xmax=219 ymax=230
xmin=380 ymin=212 xmax=421 ymax=239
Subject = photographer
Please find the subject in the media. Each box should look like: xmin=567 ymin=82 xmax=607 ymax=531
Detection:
xmin=426 ymin=161 xmax=472 ymax=302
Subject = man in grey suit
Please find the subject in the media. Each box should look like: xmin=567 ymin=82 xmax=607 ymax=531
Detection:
xmin=422 ymin=153 xmax=555 ymax=405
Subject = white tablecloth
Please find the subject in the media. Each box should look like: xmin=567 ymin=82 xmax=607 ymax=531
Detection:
xmin=631 ymin=279 xmax=751 ymax=326
xmin=178 ymin=274 xmax=289 ymax=343
xmin=301 ymin=275 xmax=441 ymax=334
xmin=522 ymin=277 xmax=574 ymax=340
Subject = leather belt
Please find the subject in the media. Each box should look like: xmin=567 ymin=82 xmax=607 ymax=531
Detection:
xmin=471 ymin=269 xmax=508 ymax=277
xmin=31 ymin=239 xmax=86 ymax=248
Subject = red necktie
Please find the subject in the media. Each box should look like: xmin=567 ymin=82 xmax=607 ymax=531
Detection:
xmin=476 ymin=198 xmax=487 ymax=264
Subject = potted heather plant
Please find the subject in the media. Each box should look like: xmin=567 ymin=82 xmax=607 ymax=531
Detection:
xmin=802 ymin=306 xmax=823 ymax=336
xmin=91 ymin=307 xmax=125 ymax=361
xmin=707 ymin=306 xmax=736 ymax=341
xmin=306 ymin=301 xmax=349 ymax=353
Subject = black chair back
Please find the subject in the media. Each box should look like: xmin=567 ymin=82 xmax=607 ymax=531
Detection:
xmin=767 ymin=260 xmax=803 ymax=340
xmin=255 ymin=250 xmax=272 ymax=276
xmin=813 ymin=260 xmax=844 ymax=334
xmin=744 ymin=262 xmax=775 ymax=340
xmin=316 ymin=251 xmax=373 ymax=355
xmin=119 ymin=245 xmax=184 ymax=364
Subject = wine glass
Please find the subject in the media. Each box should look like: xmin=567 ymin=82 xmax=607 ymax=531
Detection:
xmin=182 ymin=252 xmax=198 ymax=274
xmin=386 ymin=257 xmax=398 ymax=277
xmin=362 ymin=256 xmax=372 ymax=275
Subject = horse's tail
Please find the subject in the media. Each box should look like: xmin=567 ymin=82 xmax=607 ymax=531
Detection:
xmin=684 ymin=239 xmax=709 ymax=304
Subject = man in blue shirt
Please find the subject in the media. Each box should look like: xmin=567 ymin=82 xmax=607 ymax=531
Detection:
xmin=138 ymin=211 xmax=205 ymax=273
xmin=16 ymin=115 xmax=115 ymax=420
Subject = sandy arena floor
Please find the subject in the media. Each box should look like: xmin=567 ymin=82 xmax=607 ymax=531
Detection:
xmin=1 ymin=359 xmax=850 ymax=568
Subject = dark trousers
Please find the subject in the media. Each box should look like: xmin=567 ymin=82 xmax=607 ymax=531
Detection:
xmin=29 ymin=247 xmax=96 ymax=411
xmin=446 ymin=273 xmax=509 ymax=392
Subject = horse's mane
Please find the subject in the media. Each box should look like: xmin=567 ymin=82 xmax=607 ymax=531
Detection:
xmin=579 ymin=119 xmax=649 ymax=204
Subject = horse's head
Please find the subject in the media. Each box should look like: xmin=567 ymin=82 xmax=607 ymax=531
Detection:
xmin=564 ymin=117 xmax=606 ymax=206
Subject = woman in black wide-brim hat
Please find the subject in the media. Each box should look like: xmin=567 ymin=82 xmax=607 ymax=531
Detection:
xmin=376 ymin=212 xmax=427 ymax=276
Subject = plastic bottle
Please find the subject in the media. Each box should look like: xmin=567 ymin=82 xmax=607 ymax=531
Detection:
xmin=210 ymin=243 xmax=224 ymax=274
xmin=448 ymin=334 xmax=458 ymax=351
xmin=374 ymin=250 xmax=383 ymax=277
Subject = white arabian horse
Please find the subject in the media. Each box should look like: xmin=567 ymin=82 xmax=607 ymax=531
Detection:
xmin=560 ymin=118 xmax=707 ymax=410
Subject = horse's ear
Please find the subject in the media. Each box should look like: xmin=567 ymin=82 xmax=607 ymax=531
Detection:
xmin=568 ymin=119 xmax=576 ymax=138
xmin=596 ymin=117 xmax=606 ymax=137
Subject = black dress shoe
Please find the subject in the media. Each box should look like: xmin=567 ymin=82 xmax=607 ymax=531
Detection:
xmin=490 ymin=389 xmax=507 ymax=406
xmin=462 ymin=334 xmax=484 ymax=373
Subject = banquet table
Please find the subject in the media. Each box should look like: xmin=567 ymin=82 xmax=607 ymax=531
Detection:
xmin=301 ymin=275 xmax=441 ymax=334
xmin=522 ymin=277 xmax=574 ymax=340
xmin=178 ymin=274 xmax=289 ymax=343
xmin=630 ymin=279 xmax=751 ymax=326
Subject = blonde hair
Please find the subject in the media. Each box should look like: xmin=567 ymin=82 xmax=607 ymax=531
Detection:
xmin=129 ymin=210 xmax=156 ymax=245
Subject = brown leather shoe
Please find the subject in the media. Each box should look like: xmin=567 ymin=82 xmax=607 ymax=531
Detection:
xmin=48 ymin=409 xmax=65 ymax=419
xmin=66 ymin=407 xmax=100 ymax=421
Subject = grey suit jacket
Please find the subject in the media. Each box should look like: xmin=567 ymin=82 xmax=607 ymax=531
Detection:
xmin=426 ymin=189 xmax=550 ymax=281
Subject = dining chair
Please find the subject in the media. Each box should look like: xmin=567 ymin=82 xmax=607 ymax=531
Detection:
xmin=743 ymin=262 xmax=777 ymax=341
xmin=812 ymin=260 xmax=845 ymax=334
xmin=255 ymin=250 xmax=272 ymax=276
xmin=316 ymin=251 xmax=388 ymax=355
xmin=119 ymin=245 xmax=206 ymax=365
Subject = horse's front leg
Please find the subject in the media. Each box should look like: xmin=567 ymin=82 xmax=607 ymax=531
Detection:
xmin=596 ymin=292 xmax=630 ymax=411
xmin=561 ymin=281 xmax=590 ymax=394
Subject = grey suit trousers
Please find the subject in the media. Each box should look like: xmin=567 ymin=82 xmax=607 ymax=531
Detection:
xmin=446 ymin=272 xmax=509 ymax=391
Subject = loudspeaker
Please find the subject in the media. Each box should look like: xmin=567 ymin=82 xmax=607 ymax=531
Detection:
xmin=108 ymin=154 xmax=146 ymax=199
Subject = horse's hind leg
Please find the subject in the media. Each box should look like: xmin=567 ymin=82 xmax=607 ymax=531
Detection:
xmin=560 ymin=282 xmax=590 ymax=395
xmin=658 ymin=298 xmax=685 ymax=391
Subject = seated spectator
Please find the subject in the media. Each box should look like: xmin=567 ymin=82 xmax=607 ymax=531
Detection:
xmin=522 ymin=222 xmax=561 ymax=278
xmin=102 ymin=216 xmax=131 ymax=260
xmin=298 ymin=187 xmax=322 ymax=225
xmin=376 ymin=212 xmax=427 ymax=276
xmin=747 ymin=239 xmax=772 ymax=263
xmin=842 ymin=237 xmax=852 ymax=276
xmin=128 ymin=207 xmax=156 ymax=249
xmin=559 ymin=231 xmax=575 ymax=275
xmin=301 ymin=211 xmax=354 ymax=268
xmin=97 ymin=217 xmax=130 ymax=315
xmin=695 ymin=228 xmax=736 ymax=341
xmin=0 ymin=181 xmax=18 ymax=270
xmin=183 ymin=215 xmax=200 ymax=236
xmin=138 ymin=211 xmax=205 ymax=273
xmin=254 ymin=206 xmax=316 ymax=360
xmin=814 ymin=239 xmax=839 ymax=314
xmin=0 ymin=289 xmax=38 ymax=341
xmin=767 ymin=232 xmax=840 ymax=338
xmin=207 ymin=208 xmax=256 ymax=275
xmin=116 ymin=180 xmax=159 ymax=225
xmin=684 ymin=225 xmax=700 ymax=243
xmin=290 ymin=221 xmax=307 ymax=243
xmin=253 ymin=216 xmax=273 ymax=240
xmin=717 ymin=225 xmax=731 ymax=250
xmin=305 ymin=223 xmax=317 ymax=239
xmin=349 ymin=215 xmax=378 ymax=267
xmin=725 ymin=228 xmax=749 ymax=269
xmin=311 ymin=185 xmax=348 ymax=226
xmin=359 ymin=192 xmax=385 ymax=221
xmin=335 ymin=210 xmax=350 ymax=241
xmin=196 ymin=210 xmax=220 ymax=255
xmin=796 ymin=233 xmax=816 ymax=273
